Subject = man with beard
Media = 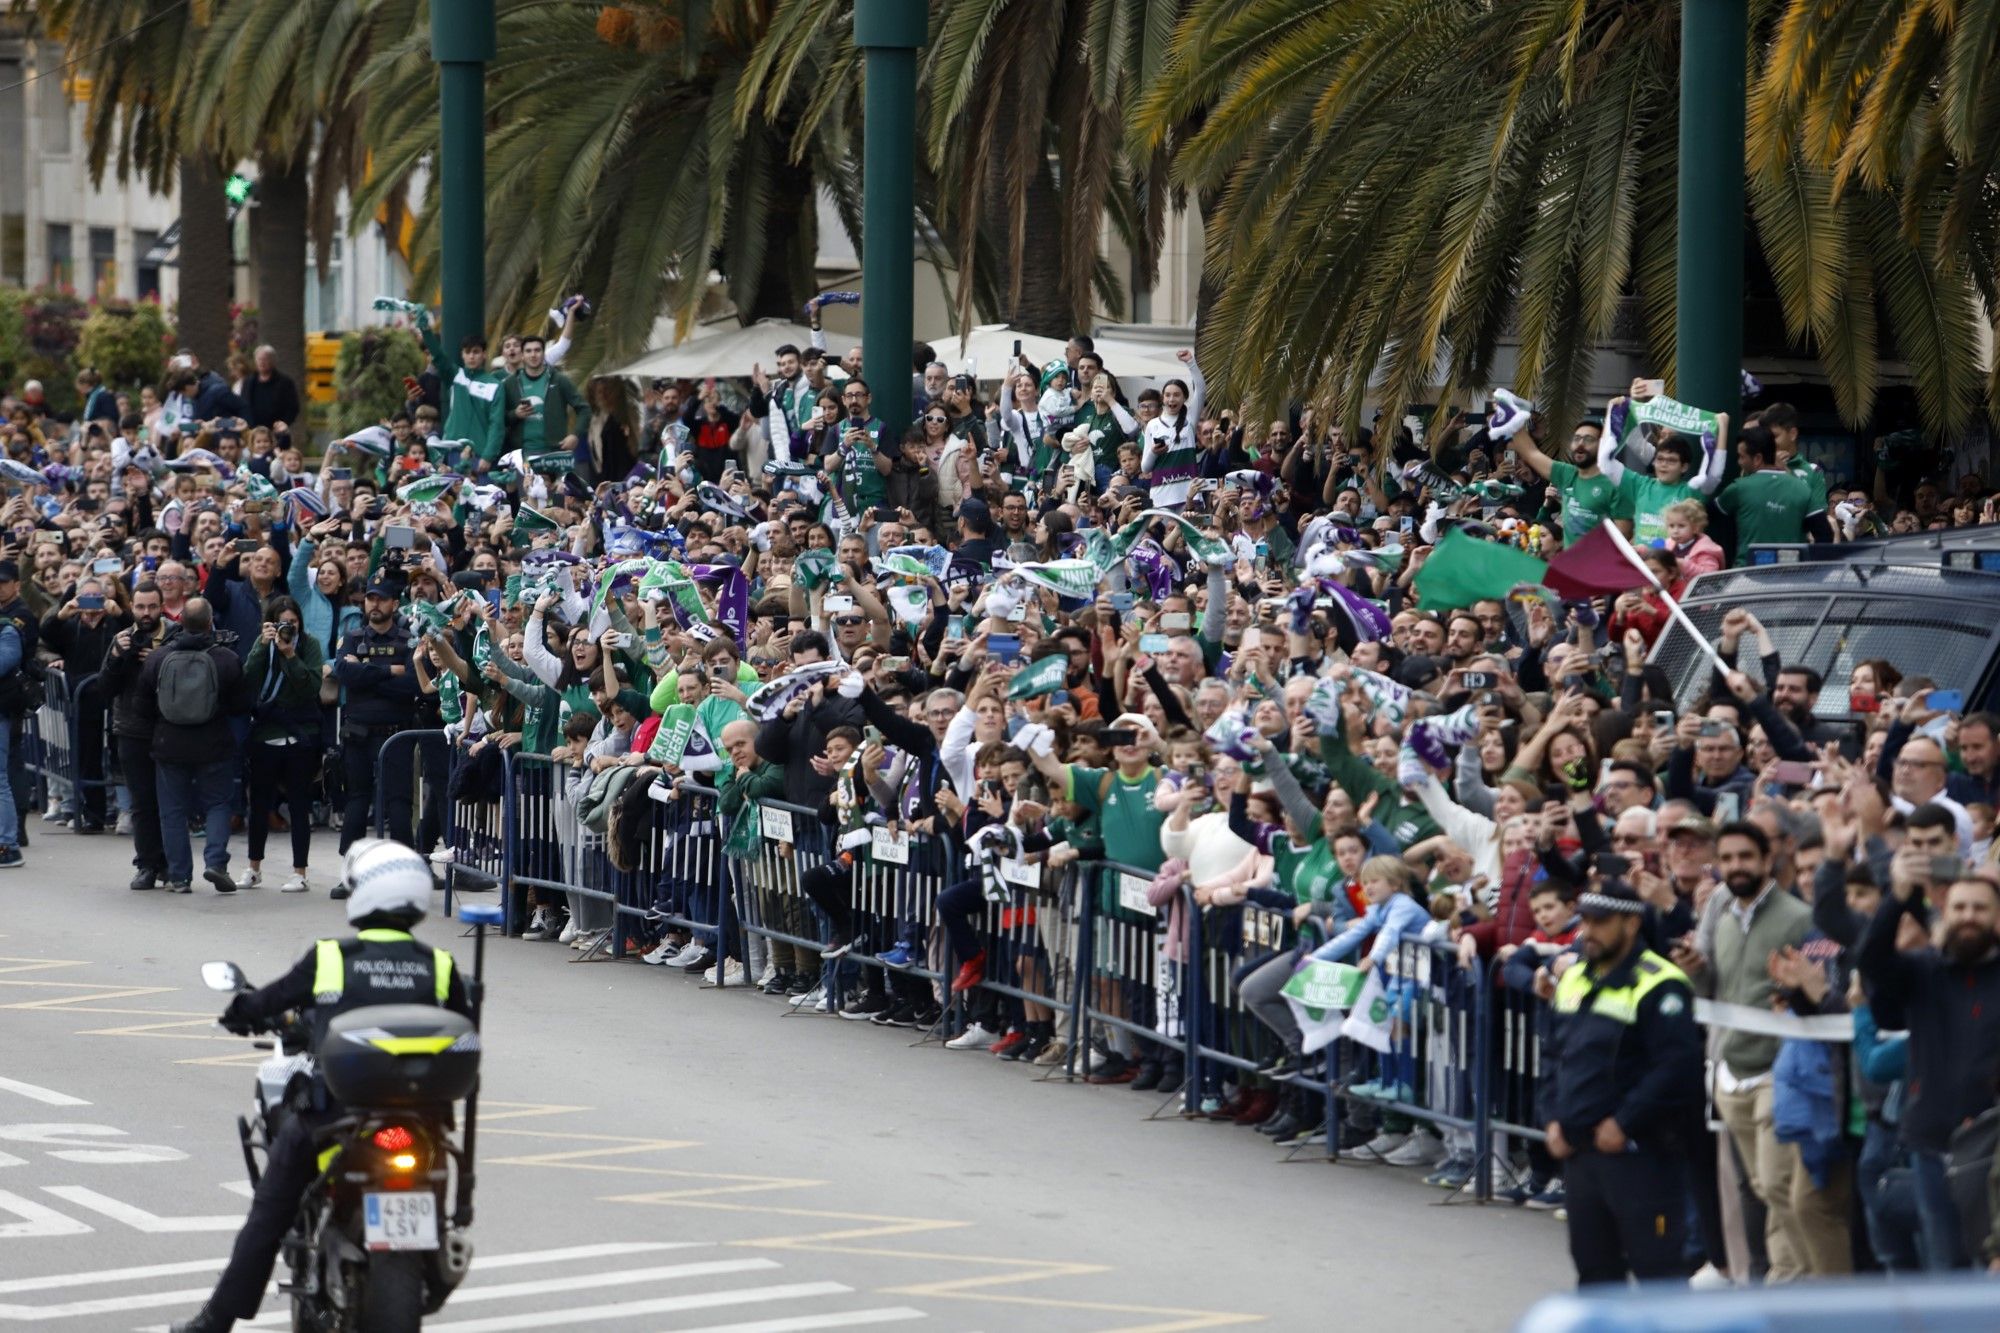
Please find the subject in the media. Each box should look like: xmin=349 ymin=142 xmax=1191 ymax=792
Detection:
xmin=1770 ymin=665 xmax=1847 ymax=753
xmin=1682 ymin=821 xmax=1813 ymax=1281
xmin=98 ymin=582 xmax=170 ymax=886
xmin=1508 ymin=417 xmax=1620 ymax=548
xmin=1859 ymin=863 xmax=2000 ymax=1270
xmin=1542 ymin=879 xmax=1703 ymax=1285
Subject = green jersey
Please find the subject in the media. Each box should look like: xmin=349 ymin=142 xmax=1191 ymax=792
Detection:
xmin=1547 ymin=460 xmax=1625 ymax=546
xmin=1616 ymin=472 xmax=1699 ymax=545
xmin=1718 ymin=468 xmax=1818 ymax=563
xmin=1784 ymin=453 xmax=1830 ymax=514
xmin=1274 ymin=833 xmax=1342 ymax=906
xmin=1073 ymin=403 xmax=1134 ymax=476
xmin=1066 ymin=763 xmax=1164 ymax=873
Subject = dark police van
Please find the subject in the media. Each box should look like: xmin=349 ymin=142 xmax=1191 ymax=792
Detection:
xmin=1649 ymin=527 xmax=2000 ymax=718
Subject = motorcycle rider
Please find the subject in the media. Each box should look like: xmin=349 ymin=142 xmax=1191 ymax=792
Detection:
xmin=172 ymin=840 xmax=472 ymax=1333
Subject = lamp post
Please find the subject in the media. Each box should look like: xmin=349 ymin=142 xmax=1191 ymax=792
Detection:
xmin=854 ymin=0 xmax=927 ymax=441
xmin=431 ymin=0 xmax=496 ymax=354
xmin=1676 ymin=0 xmax=1745 ymax=419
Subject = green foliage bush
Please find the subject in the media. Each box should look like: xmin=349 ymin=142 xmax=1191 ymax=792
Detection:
xmin=332 ymin=326 xmax=426 ymax=435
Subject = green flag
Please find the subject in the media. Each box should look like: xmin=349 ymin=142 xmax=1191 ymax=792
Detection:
xmin=1414 ymin=528 xmax=1548 ymax=611
xmin=1280 ymin=960 xmax=1368 ymax=1055
xmin=1006 ymin=654 xmax=1068 ymax=700
xmin=397 ymin=474 xmax=459 ymax=505
xmin=793 ymin=548 xmax=839 ymax=592
xmin=1114 ymin=510 xmax=1233 ymax=567
xmin=514 ymin=506 xmax=562 ymax=534
xmin=1008 ymin=559 xmax=1102 ymax=600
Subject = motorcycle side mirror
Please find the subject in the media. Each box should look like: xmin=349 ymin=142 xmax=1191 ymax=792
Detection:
xmin=201 ymin=961 xmax=249 ymax=993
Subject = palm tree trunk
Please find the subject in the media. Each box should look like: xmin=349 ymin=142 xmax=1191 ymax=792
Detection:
xmin=251 ymin=155 xmax=310 ymax=383
xmin=1005 ymin=160 xmax=1070 ymax=339
xmin=176 ymin=153 xmax=234 ymax=367
xmin=746 ymin=143 xmax=816 ymax=322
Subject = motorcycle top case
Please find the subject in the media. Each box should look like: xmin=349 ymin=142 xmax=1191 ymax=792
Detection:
xmin=318 ymin=1005 xmax=480 ymax=1108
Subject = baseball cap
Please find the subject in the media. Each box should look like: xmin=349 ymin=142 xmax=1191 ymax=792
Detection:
xmin=1394 ymin=654 xmax=1444 ymax=690
xmin=0 ymin=561 xmax=18 ymax=583
xmin=363 ymin=574 xmax=400 ymax=599
xmin=1666 ymin=815 xmax=1717 ymax=842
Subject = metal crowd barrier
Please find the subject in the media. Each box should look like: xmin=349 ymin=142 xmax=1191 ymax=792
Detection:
xmin=22 ymin=668 xmax=112 ymax=814
xmin=961 ymin=856 xmax=1075 ymax=1051
xmin=365 ymin=730 xmax=507 ymax=920
xmin=730 ymin=799 xmax=951 ymax=1005
xmin=1188 ymin=903 xmax=1339 ymax=1148
xmin=624 ymin=778 xmax=730 ymax=966
xmin=1069 ymin=859 xmax=1193 ymax=1082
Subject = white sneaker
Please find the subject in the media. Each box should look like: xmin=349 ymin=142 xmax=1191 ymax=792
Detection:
xmin=238 ymin=868 xmax=262 ymax=890
xmin=1085 ymin=1045 xmax=1114 ymax=1073
xmin=573 ymin=928 xmax=607 ymax=952
xmin=666 ymin=943 xmax=710 ymax=971
xmin=813 ymin=987 xmax=833 ymax=1013
xmin=756 ymin=965 xmax=778 ymax=989
xmin=1361 ymin=1131 xmax=1409 ymax=1158
xmin=946 ymin=1022 xmax=1001 ymax=1051
xmin=280 ymin=874 xmax=309 ymax=893
xmin=702 ymin=959 xmax=746 ymax=987
xmin=522 ymin=906 xmax=556 ymax=941
xmin=557 ymin=917 xmax=579 ymax=945
xmin=115 ymin=813 xmax=132 ymax=836
xmin=1688 ymin=1263 xmax=1732 ymax=1289
xmin=1382 ymin=1132 xmax=1447 ymax=1168
xmin=790 ymin=985 xmax=826 ymax=1009
xmin=641 ymin=940 xmax=679 ymax=966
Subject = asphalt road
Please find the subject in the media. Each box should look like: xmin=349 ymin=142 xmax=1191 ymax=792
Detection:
xmin=0 ymin=822 xmax=1571 ymax=1331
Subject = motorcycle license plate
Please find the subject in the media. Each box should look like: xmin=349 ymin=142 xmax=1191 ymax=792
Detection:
xmin=363 ymin=1192 xmax=437 ymax=1251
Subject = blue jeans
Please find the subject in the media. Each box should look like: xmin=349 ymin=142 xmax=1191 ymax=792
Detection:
xmin=156 ymin=758 xmax=236 ymax=883
xmin=0 ymin=722 xmax=17 ymax=847
xmin=1911 ymin=1149 xmax=1966 ymax=1271
xmin=1859 ymin=1121 xmax=1921 ymax=1270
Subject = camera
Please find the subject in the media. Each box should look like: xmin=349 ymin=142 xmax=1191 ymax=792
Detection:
xmin=278 ymin=622 xmax=296 ymax=644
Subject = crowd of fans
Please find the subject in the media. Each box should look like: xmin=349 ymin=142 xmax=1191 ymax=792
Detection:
xmin=5 ymin=295 xmax=2000 ymax=1290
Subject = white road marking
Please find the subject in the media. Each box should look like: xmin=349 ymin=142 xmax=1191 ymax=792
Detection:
xmin=229 ymin=1253 xmax=755 ymax=1328
xmin=0 ymin=1077 xmax=88 ymax=1107
xmin=426 ymin=1281 xmax=855 ymax=1332
xmin=672 ymin=1311 xmax=930 ymax=1333
xmin=124 ymin=1244 xmax=716 ymax=1330
xmin=0 ymin=1258 xmax=224 ymax=1295
xmin=0 ymin=1286 xmax=217 ymax=1320
xmin=219 ymin=1181 xmax=255 ymax=1199
xmin=38 ymin=1187 xmax=242 ymax=1233
xmin=0 ymin=1124 xmax=184 ymax=1164
xmin=0 ymin=1189 xmax=92 ymax=1239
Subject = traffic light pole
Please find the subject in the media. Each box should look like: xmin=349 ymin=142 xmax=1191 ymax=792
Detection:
xmin=1676 ymin=0 xmax=1745 ymax=419
xmin=854 ymin=0 xmax=927 ymax=441
xmin=432 ymin=0 xmax=496 ymax=355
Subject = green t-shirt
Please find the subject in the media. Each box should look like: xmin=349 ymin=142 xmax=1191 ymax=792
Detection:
xmin=1617 ymin=472 xmax=1699 ymax=545
xmin=1274 ymin=833 xmax=1341 ymax=905
xmin=648 ymin=661 xmax=760 ymax=716
xmin=1073 ymin=404 xmax=1132 ymax=475
xmin=1718 ymin=468 xmax=1818 ymax=563
xmin=1066 ymin=763 xmax=1164 ymax=873
xmin=1785 ymin=453 xmax=1830 ymax=514
xmin=1548 ymin=460 xmax=1625 ymax=546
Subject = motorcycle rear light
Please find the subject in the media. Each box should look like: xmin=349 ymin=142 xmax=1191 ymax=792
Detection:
xmin=389 ymin=1153 xmax=418 ymax=1171
xmin=372 ymin=1126 xmax=415 ymax=1152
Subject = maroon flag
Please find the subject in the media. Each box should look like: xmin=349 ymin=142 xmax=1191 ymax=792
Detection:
xmin=1543 ymin=523 xmax=1653 ymax=601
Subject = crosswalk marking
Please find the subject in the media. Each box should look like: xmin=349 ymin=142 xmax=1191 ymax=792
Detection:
xmin=425 ymin=1281 xmax=855 ymax=1332
xmin=231 ymin=1257 xmax=780 ymax=1326
xmin=0 ymin=1190 xmax=92 ymax=1240
xmin=0 ymin=1077 xmax=88 ymax=1107
xmin=0 ymin=1286 xmax=217 ymax=1321
xmin=40 ymin=1186 xmax=241 ymax=1233
xmin=0 ymin=1258 xmax=225 ymax=1297
xmin=673 ymin=1311 xmax=930 ymax=1333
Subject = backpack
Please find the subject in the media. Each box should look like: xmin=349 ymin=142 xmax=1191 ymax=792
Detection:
xmin=157 ymin=647 xmax=221 ymax=726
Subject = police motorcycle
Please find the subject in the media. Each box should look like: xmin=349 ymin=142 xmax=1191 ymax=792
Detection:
xmin=201 ymin=855 xmax=504 ymax=1332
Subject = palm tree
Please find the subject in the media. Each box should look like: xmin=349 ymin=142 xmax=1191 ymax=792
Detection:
xmin=1136 ymin=0 xmax=1992 ymax=441
xmin=177 ymin=0 xmax=420 ymax=388
xmin=36 ymin=0 xmax=235 ymax=367
xmin=737 ymin=0 xmax=1188 ymax=339
xmin=1752 ymin=0 xmax=1999 ymax=431
xmin=350 ymin=0 xmax=836 ymax=371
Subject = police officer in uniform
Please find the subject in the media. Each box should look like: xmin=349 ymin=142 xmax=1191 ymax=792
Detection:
xmin=1542 ymin=880 xmax=1704 ymax=1285
xmin=331 ymin=572 xmax=420 ymax=870
xmin=171 ymin=841 xmax=471 ymax=1333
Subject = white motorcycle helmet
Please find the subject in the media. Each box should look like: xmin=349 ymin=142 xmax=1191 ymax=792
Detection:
xmin=340 ymin=839 xmax=433 ymax=927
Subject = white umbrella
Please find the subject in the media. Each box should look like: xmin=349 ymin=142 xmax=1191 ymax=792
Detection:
xmin=604 ymin=317 xmax=823 ymax=381
xmin=918 ymin=323 xmax=1192 ymax=384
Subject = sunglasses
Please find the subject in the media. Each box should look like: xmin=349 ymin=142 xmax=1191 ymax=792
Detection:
xmin=924 ymin=415 xmax=948 ymax=424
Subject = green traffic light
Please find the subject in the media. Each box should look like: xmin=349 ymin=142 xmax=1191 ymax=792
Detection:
xmin=224 ymin=173 xmax=253 ymax=205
